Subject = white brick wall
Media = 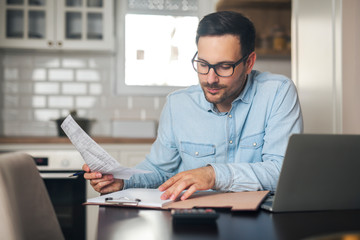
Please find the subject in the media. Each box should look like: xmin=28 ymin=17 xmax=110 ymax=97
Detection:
xmin=0 ymin=51 xmax=293 ymax=137
xmin=0 ymin=51 xmax=166 ymax=137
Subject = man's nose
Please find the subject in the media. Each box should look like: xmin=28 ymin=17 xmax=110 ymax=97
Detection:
xmin=206 ymin=67 xmax=219 ymax=85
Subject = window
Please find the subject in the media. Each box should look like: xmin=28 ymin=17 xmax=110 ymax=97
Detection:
xmin=116 ymin=0 xmax=214 ymax=95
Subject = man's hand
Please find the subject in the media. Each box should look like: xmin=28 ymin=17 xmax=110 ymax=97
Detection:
xmin=82 ymin=164 xmax=124 ymax=194
xmin=158 ymin=166 xmax=215 ymax=201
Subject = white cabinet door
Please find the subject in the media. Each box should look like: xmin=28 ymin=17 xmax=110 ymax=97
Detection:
xmin=102 ymin=144 xmax=152 ymax=167
xmin=0 ymin=0 xmax=114 ymax=51
xmin=0 ymin=0 xmax=55 ymax=49
xmin=56 ymin=0 xmax=114 ymax=51
xmin=118 ymin=148 xmax=150 ymax=167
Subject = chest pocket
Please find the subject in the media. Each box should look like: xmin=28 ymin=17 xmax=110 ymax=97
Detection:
xmin=239 ymin=132 xmax=264 ymax=149
xmin=180 ymin=142 xmax=216 ymax=158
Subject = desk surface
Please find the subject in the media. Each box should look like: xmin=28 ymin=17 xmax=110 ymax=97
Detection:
xmin=97 ymin=207 xmax=360 ymax=240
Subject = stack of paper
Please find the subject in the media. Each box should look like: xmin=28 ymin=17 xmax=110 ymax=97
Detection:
xmin=86 ymin=188 xmax=270 ymax=211
xmin=87 ymin=188 xmax=173 ymax=208
xmin=61 ymin=114 xmax=151 ymax=179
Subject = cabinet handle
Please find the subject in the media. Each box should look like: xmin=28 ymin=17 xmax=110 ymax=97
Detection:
xmin=57 ymin=41 xmax=63 ymax=47
xmin=48 ymin=41 xmax=53 ymax=47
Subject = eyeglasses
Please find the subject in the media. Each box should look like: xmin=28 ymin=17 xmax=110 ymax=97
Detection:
xmin=191 ymin=51 xmax=248 ymax=77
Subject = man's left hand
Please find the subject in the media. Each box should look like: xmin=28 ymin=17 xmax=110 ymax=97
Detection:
xmin=158 ymin=166 xmax=215 ymax=201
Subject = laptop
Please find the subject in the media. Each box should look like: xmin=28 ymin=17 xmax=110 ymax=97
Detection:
xmin=261 ymin=134 xmax=360 ymax=212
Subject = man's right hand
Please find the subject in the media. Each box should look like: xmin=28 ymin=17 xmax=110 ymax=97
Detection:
xmin=82 ymin=164 xmax=124 ymax=194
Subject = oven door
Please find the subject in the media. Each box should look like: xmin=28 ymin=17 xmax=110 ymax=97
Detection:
xmin=40 ymin=171 xmax=86 ymax=240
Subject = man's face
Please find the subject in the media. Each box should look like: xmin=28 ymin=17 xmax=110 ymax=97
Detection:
xmin=197 ymin=35 xmax=253 ymax=112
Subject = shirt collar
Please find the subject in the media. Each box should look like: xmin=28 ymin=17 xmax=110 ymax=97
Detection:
xmin=200 ymin=70 xmax=256 ymax=112
xmin=233 ymin=71 xmax=255 ymax=104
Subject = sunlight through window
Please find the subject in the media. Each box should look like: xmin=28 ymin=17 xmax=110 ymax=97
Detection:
xmin=125 ymin=14 xmax=199 ymax=87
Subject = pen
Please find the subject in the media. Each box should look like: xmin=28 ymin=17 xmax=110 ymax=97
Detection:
xmin=105 ymin=197 xmax=141 ymax=203
xmin=68 ymin=171 xmax=86 ymax=177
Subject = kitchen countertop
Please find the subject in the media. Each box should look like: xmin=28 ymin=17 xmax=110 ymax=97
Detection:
xmin=0 ymin=136 xmax=156 ymax=144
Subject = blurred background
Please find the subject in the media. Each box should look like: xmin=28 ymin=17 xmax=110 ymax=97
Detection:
xmin=0 ymin=1 xmax=359 ymax=239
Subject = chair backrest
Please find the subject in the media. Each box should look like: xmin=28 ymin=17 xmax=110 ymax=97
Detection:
xmin=0 ymin=152 xmax=64 ymax=240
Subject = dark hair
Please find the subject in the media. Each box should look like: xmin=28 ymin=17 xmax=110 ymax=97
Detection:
xmin=196 ymin=11 xmax=255 ymax=58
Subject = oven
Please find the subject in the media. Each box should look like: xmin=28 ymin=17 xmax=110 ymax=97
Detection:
xmin=41 ymin=170 xmax=85 ymax=239
xmin=24 ymin=150 xmax=98 ymax=240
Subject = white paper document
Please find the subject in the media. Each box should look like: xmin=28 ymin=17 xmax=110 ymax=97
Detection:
xmin=61 ymin=115 xmax=151 ymax=179
xmin=86 ymin=188 xmax=173 ymax=208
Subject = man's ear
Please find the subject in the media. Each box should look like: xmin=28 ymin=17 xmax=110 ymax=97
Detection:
xmin=245 ymin=52 xmax=256 ymax=74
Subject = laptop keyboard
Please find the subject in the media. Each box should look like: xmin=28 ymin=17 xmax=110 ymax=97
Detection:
xmin=261 ymin=194 xmax=275 ymax=209
xmin=265 ymin=195 xmax=275 ymax=202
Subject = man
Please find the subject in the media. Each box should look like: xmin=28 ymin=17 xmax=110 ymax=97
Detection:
xmin=83 ymin=11 xmax=303 ymax=201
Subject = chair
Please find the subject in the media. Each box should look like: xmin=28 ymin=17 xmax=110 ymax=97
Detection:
xmin=0 ymin=152 xmax=64 ymax=240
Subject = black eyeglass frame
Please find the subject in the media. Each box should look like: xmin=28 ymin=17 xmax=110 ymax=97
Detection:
xmin=191 ymin=51 xmax=249 ymax=77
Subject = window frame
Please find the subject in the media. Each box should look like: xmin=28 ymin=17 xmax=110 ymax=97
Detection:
xmin=115 ymin=0 xmax=216 ymax=96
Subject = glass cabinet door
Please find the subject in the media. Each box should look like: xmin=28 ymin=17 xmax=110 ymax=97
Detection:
xmin=86 ymin=0 xmax=103 ymax=40
xmin=0 ymin=0 xmax=54 ymax=49
xmin=28 ymin=10 xmax=45 ymax=39
xmin=87 ymin=12 xmax=102 ymax=39
xmin=63 ymin=0 xmax=104 ymax=41
xmin=6 ymin=9 xmax=24 ymax=38
xmin=5 ymin=0 xmax=46 ymax=39
xmin=0 ymin=0 xmax=112 ymax=50
xmin=66 ymin=11 xmax=82 ymax=39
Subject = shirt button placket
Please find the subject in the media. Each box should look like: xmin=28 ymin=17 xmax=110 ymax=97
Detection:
xmin=227 ymin=112 xmax=235 ymax=163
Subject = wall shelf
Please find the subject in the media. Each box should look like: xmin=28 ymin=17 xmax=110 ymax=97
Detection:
xmin=216 ymin=0 xmax=291 ymax=58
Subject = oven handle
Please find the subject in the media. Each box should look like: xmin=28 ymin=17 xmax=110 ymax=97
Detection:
xmin=40 ymin=173 xmax=80 ymax=179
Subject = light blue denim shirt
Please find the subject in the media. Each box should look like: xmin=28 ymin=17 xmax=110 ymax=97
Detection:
xmin=124 ymin=70 xmax=303 ymax=192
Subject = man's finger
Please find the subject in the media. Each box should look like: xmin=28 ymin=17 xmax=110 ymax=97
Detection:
xmin=180 ymin=185 xmax=197 ymax=201
xmin=84 ymin=172 xmax=102 ymax=180
xmin=97 ymin=179 xmax=124 ymax=194
xmin=160 ymin=192 xmax=169 ymax=200
xmin=91 ymin=179 xmax=114 ymax=192
xmin=82 ymin=164 xmax=90 ymax=172
xmin=159 ymin=175 xmax=179 ymax=191
xmin=168 ymin=179 xmax=192 ymax=200
xmin=89 ymin=174 xmax=113 ymax=184
xmin=161 ymin=178 xmax=191 ymax=200
xmin=97 ymin=179 xmax=114 ymax=189
xmin=99 ymin=180 xmax=122 ymax=194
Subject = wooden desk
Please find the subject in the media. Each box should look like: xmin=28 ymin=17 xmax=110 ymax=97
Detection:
xmin=97 ymin=207 xmax=360 ymax=240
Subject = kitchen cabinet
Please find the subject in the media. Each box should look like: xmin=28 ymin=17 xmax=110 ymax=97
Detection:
xmin=0 ymin=0 xmax=114 ymax=51
xmin=103 ymin=144 xmax=152 ymax=167
xmin=216 ymin=0 xmax=291 ymax=58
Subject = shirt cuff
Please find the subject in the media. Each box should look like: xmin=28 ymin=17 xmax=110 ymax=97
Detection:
xmin=123 ymin=179 xmax=130 ymax=190
xmin=208 ymin=163 xmax=233 ymax=191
